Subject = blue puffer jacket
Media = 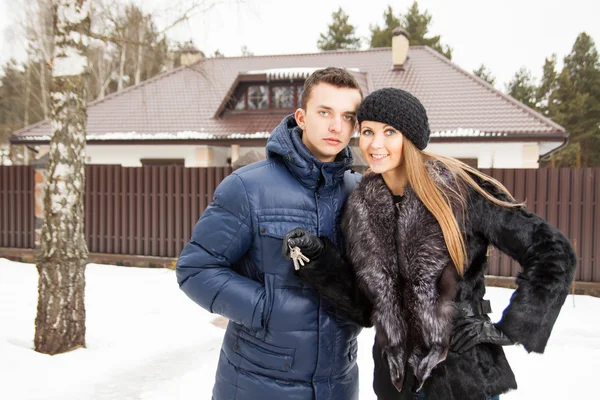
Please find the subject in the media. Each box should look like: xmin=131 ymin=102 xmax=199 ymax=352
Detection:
xmin=176 ymin=115 xmax=363 ymax=400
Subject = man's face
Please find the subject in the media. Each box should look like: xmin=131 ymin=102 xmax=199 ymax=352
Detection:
xmin=294 ymin=83 xmax=362 ymax=163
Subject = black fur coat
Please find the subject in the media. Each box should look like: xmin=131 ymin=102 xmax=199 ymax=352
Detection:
xmin=296 ymin=163 xmax=576 ymax=400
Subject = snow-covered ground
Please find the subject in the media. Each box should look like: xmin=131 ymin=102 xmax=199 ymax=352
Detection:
xmin=1 ymin=257 xmax=597 ymax=399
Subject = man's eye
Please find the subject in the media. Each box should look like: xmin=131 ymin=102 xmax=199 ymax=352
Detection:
xmin=319 ymin=111 xmax=329 ymax=116
xmin=344 ymin=115 xmax=354 ymax=122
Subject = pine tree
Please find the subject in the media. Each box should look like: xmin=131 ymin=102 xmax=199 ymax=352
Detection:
xmin=370 ymin=5 xmax=401 ymax=48
xmin=473 ymin=64 xmax=496 ymax=86
xmin=241 ymin=45 xmax=253 ymax=56
xmin=548 ymin=33 xmax=600 ymax=167
xmin=317 ymin=7 xmax=361 ymax=51
xmin=506 ymin=67 xmax=537 ymax=109
xmin=401 ymin=1 xmax=452 ymax=59
xmin=0 ymin=60 xmax=27 ymax=144
xmin=547 ymin=69 xmax=588 ymax=167
xmin=536 ymin=55 xmax=558 ymax=116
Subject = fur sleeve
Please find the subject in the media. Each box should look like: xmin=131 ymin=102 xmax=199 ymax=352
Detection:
xmin=468 ymin=177 xmax=576 ymax=353
xmin=295 ymin=237 xmax=374 ymax=327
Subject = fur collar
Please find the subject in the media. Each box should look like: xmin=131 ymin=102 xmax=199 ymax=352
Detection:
xmin=341 ymin=161 xmax=461 ymax=388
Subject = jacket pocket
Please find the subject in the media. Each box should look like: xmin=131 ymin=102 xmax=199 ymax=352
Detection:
xmin=257 ymin=216 xmax=317 ymax=330
xmin=257 ymin=217 xmax=316 ymax=239
xmin=235 ymin=330 xmax=296 ymax=372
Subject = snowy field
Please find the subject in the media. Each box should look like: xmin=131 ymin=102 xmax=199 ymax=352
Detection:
xmin=1 ymin=257 xmax=598 ymax=399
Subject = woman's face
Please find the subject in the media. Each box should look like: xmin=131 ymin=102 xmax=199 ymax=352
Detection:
xmin=359 ymin=120 xmax=404 ymax=174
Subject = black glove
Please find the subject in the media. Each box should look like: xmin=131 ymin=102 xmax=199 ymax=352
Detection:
xmin=282 ymin=228 xmax=324 ymax=260
xmin=450 ymin=317 xmax=514 ymax=354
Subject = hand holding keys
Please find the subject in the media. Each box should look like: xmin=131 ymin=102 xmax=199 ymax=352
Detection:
xmin=288 ymin=244 xmax=310 ymax=271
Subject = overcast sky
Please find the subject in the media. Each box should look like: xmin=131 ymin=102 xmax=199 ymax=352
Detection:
xmin=1 ymin=0 xmax=599 ymax=89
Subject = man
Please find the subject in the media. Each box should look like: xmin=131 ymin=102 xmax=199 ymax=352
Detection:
xmin=176 ymin=67 xmax=364 ymax=400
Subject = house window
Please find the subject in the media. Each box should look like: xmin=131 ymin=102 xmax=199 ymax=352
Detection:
xmin=229 ymin=84 xmax=304 ymax=112
xmin=248 ymin=85 xmax=268 ymax=109
xmin=140 ymin=158 xmax=185 ymax=166
xmin=234 ymin=92 xmax=246 ymax=110
xmin=272 ymin=86 xmax=294 ymax=108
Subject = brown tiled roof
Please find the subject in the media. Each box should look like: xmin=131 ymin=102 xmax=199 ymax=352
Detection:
xmin=12 ymin=46 xmax=565 ymax=143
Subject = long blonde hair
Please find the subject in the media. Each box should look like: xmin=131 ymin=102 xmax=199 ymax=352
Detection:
xmin=402 ymin=139 xmax=523 ymax=276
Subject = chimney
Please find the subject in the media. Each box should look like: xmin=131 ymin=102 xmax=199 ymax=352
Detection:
xmin=178 ymin=42 xmax=205 ymax=66
xmin=392 ymin=28 xmax=410 ymax=69
xmin=180 ymin=50 xmax=204 ymax=66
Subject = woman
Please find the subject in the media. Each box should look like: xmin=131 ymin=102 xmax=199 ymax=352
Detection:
xmin=282 ymin=88 xmax=576 ymax=400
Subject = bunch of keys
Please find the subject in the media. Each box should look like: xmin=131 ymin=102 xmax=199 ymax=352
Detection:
xmin=288 ymin=244 xmax=310 ymax=271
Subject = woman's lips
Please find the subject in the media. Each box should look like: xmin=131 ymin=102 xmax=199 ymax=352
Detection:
xmin=370 ymin=154 xmax=389 ymax=161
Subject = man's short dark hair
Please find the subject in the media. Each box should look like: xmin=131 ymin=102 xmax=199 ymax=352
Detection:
xmin=300 ymin=67 xmax=363 ymax=109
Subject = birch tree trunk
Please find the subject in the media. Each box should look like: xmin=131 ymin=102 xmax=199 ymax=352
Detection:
xmin=97 ymin=46 xmax=105 ymax=99
xmin=40 ymin=59 xmax=49 ymax=120
xmin=24 ymin=61 xmax=31 ymax=126
xmin=135 ymin=21 xmax=144 ymax=85
xmin=117 ymin=28 xmax=127 ymax=91
xmin=35 ymin=0 xmax=90 ymax=356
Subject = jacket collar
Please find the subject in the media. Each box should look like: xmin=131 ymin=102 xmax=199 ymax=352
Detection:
xmin=266 ymin=115 xmax=354 ymax=190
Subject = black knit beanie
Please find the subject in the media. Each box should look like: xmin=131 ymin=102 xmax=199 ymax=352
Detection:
xmin=357 ymin=88 xmax=430 ymax=150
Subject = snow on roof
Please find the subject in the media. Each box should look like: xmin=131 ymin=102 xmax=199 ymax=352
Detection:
xmin=16 ymin=131 xmax=273 ymax=142
xmin=352 ymin=128 xmax=507 ymax=139
xmin=244 ymin=67 xmax=361 ymax=81
xmin=430 ymin=129 xmax=508 ymax=138
xmin=19 ymin=128 xmax=507 ymax=143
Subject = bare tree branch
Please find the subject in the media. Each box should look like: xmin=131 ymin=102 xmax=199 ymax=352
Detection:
xmin=156 ymin=1 xmax=221 ymax=35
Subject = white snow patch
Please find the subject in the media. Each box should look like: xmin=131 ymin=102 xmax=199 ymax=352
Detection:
xmin=17 ymin=131 xmax=273 ymax=142
xmin=22 ymin=128 xmax=509 ymax=143
xmin=0 ymin=257 xmax=597 ymax=399
xmin=245 ymin=67 xmax=361 ymax=81
xmin=351 ymin=128 xmax=507 ymax=138
xmin=431 ymin=128 xmax=508 ymax=138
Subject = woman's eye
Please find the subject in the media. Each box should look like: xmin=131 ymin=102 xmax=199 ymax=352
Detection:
xmin=361 ymin=130 xmax=373 ymax=136
xmin=385 ymin=129 xmax=396 ymax=136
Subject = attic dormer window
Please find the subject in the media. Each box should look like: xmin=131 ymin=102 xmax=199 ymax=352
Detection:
xmin=272 ymin=86 xmax=294 ymax=108
xmin=248 ymin=86 xmax=268 ymax=109
xmin=234 ymin=93 xmax=246 ymax=110
xmin=229 ymin=83 xmax=303 ymax=112
xmin=218 ymin=68 xmax=359 ymax=117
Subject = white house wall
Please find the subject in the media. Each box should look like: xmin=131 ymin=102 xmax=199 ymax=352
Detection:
xmin=426 ymin=142 xmax=540 ymax=168
xmin=36 ymin=141 xmax=544 ymax=168
xmin=85 ymin=144 xmax=198 ymax=166
xmin=354 ymin=142 xmax=540 ymax=168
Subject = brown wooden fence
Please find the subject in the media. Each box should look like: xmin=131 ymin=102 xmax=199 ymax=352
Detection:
xmin=84 ymin=165 xmax=232 ymax=258
xmin=0 ymin=166 xmax=35 ymax=249
xmin=0 ymin=165 xmax=231 ymax=258
xmin=482 ymin=168 xmax=600 ymax=282
xmin=1 ymin=165 xmax=599 ymax=282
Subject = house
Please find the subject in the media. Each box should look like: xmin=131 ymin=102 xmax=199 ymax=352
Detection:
xmin=11 ymin=31 xmax=567 ymax=169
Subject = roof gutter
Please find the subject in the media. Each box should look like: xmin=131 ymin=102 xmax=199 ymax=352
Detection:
xmin=539 ymin=133 xmax=570 ymax=160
